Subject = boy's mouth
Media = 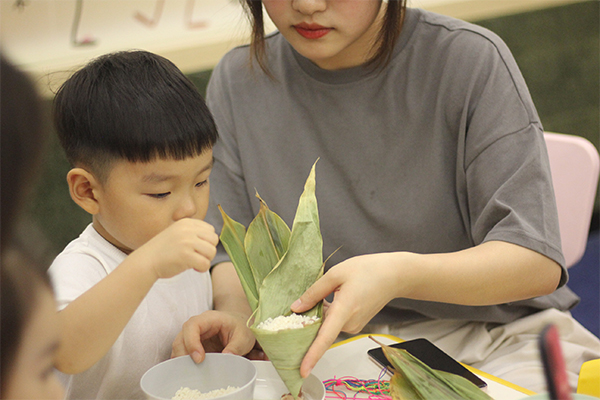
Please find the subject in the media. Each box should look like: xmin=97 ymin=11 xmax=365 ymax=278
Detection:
xmin=293 ymin=23 xmax=332 ymax=39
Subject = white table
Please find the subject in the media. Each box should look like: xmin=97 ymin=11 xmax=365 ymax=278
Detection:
xmin=313 ymin=334 xmax=536 ymax=400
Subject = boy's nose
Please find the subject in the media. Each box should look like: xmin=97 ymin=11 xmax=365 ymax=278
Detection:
xmin=292 ymin=0 xmax=327 ymax=15
xmin=174 ymin=196 xmax=198 ymax=220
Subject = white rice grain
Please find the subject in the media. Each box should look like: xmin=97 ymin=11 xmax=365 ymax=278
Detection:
xmin=256 ymin=313 xmax=320 ymax=331
xmin=171 ymin=386 xmax=239 ymax=400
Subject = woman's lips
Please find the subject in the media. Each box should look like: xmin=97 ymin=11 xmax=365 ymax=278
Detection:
xmin=293 ymin=23 xmax=332 ymax=39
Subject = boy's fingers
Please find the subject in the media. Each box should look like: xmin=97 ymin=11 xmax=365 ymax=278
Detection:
xmin=245 ymin=348 xmax=267 ymax=360
xmin=171 ymin=331 xmax=202 ymax=361
xmin=221 ymin=337 xmax=252 ymax=357
xmin=171 ymin=332 xmax=184 ymax=357
xmin=218 ymin=316 xmax=256 ymax=357
xmin=172 ymin=317 xmax=210 ymax=363
xmin=185 ymin=240 xmax=216 ymax=272
xmin=195 ymin=239 xmax=217 ymax=261
xmin=174 ymin=218 xmax=218 ymax=245
xmin=197 ymin=230 xmax=219 ymax=246
xmin=191 ymin=219 xmax=219 ymax=245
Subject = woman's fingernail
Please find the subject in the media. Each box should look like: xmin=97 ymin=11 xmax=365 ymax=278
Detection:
xmin=291 ymin=299 xmax=301 ymax=309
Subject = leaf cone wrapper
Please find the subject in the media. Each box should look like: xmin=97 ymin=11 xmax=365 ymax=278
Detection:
xmin=219 ymin=160 xmax=323 ymax=400
xmin=252 ymin=318 xmax=322 ymax=399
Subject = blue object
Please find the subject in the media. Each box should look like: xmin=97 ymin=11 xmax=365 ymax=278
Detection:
xmin=568 ymin=231 xmax=600 ymax=338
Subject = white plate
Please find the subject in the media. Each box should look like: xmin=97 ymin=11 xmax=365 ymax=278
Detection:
xmin=252 ymin=361 xmax=325 ymax=400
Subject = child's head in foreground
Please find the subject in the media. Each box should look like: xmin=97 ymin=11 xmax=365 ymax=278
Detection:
xmin=1 ymin=54 xmax=64 ymax=400
xmin=1 ymin=257 xmax=64 ymax=400
xmin=54 ymin=50 xmax=218 ymax=253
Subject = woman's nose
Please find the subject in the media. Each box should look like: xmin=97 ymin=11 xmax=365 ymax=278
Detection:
xmin=291 ymin=0 xmax=327 ymax=15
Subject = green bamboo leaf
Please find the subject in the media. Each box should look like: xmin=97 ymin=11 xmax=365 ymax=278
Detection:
xmin=255 ymin=160 xmax=322 ymax=321
xmin=219 ymin=160 xmax=322 ymax=400
xmin=371 ymin=337 xmax=493 ymax=400
xmin=386 ymin=350 xmax=463 ymax=400
xmin=255 ymin=221 xmax=323 ymax=321
xmin=257 ymin=194 xmax=291 ymax=259
xmin=245 ymin=194 xmax=291 ymax=290
xmin=436 ymin=370 xmax=493 ymax=400
xmin=218 ymin=205 xmax=258 ymax=311
xmin=390 ymin=372 xmax=425 ymax=400
xmin=251 ymin=161 xmax=322 ymax=400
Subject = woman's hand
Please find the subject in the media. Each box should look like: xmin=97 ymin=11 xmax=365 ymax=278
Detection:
xmin=290 ymin=242 xmax=561 ymax=378
xmin=291 ymin=253 xmax=409 ymax=378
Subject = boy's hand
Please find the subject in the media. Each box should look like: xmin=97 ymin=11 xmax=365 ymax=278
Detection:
xmin=170 ymin=310 xmax=262 ymax=363
xmin=135 ymin=218 xmax=219 ymax=279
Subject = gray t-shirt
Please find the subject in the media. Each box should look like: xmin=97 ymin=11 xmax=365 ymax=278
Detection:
xmin=205 ymin=7 xmax=579 ymax=324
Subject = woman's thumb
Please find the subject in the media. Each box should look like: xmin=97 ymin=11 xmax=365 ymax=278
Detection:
xmin=291 ymin=274 xmax=336 ymax=313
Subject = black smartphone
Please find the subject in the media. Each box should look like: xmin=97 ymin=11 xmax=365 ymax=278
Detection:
xmin=367 ymin=338 xmax=488 ymax=389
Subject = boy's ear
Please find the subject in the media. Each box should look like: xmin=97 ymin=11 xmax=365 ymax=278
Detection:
xmin=67 ymin=168 xmax=101 ymax=215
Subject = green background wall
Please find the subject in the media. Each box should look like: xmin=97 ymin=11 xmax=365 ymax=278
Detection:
xmin=25 ymin=0 xmax=599 ymax=264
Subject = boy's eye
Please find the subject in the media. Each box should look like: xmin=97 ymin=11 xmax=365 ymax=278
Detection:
xmin=195 ymin=180 xmax=208 ymax=188
xmin=147 ymin=192 xmax=171 ymax=199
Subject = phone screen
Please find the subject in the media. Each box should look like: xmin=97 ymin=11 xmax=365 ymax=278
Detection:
xmin=367 ymin=338 xmax=487 ymax=389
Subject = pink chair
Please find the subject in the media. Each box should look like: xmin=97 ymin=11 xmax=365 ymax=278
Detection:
xmin=544 ymin=132 xmax=600 ymax=268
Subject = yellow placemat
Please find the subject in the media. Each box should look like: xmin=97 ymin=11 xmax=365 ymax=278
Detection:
xmin=328 ymin=334 xmax=536 ymax=400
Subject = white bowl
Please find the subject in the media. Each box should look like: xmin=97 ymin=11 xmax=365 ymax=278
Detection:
xmin=140 ymin=354 xmax=257 ymax=400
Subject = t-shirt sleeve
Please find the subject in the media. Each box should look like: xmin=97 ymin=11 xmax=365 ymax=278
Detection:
xmin=466 ymin=125 xmax=565 ymax=268
xmin=205 ymin=52 xmax=257 ymax=267
xmin=454 ymin=28 xmax=566 ymax=284
xmin=48 ymin=251 xmax=109 ymax=311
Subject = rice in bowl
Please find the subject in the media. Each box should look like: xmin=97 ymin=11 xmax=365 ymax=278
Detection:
xmin=171 ymin=386 xmax=239 ymax=400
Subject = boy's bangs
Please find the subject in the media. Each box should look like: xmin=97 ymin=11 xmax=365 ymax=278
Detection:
xmin=102 ymin=93 xmax=217 ymax=163
xmin=88 ymin=66 xmax=217 ymax=163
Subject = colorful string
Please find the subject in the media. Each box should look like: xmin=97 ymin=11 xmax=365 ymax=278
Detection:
xmin=322 ymin=368 xmax=392 ymax=399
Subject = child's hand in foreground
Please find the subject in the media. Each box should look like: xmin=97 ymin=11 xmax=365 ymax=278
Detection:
xmin=134 ymin=218 xmax=219 ymax=279
xmin=170 ymin=310 xmax=263 ymax=363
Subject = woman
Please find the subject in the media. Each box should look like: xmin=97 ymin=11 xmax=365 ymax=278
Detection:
xmin=179 ymin=0 xmax=599 ymax=391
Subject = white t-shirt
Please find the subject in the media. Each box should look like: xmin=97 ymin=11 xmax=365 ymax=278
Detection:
xmin=48 ymin=224 xmax=213 ymax=399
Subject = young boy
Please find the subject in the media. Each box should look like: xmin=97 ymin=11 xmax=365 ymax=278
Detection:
xmin=48 ymin=50 xmax=255 ymax=399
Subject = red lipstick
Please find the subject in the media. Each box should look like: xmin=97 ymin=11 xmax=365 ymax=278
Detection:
xmin=293 ymin=23 xmax=332 ymax=39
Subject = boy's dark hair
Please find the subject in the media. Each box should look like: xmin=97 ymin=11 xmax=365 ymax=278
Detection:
xmin=53 ymin=50 xmax=218 ymax=181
